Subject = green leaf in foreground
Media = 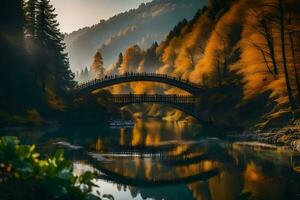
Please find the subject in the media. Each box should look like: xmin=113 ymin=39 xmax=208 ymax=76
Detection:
xmin=0 ymin=136 xmax=107 ymax=200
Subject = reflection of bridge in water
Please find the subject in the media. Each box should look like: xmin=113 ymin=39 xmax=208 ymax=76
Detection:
xmin=79 ymin=150 xmax=220 ymax=188
xmin=72 ymin=73 xmax=209 ymax=123
xmin=96 ymin=167 xmax=219 ymax=188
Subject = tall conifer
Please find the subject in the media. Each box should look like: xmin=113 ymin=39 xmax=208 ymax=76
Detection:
xmin=24 ymin=0 xmax=37 ymax=39
xmin=35 ymin=0 xmax=74 ymax=94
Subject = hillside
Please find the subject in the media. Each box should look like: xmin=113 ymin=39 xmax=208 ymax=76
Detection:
xmin=111 ymin=0 xmax=300 ymax=126
xmin=64 ymin=0 xmax=207 ymax=72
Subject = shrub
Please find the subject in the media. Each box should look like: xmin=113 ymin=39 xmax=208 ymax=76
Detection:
xmin=0 ymin=136 xmax=110 ymax=200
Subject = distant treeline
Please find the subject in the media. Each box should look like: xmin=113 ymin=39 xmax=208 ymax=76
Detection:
xmin=64 ymin=0 xmax=207 ymax=72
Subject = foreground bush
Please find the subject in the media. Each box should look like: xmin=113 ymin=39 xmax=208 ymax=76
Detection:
xmin=0 ymin=136 xmax=111 ymax=200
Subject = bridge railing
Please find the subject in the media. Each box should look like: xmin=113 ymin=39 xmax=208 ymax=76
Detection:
xmin=110 ymin=94 xmax=197 ymax=104
xmin=74 ymin=72 xmax=202 ymax=90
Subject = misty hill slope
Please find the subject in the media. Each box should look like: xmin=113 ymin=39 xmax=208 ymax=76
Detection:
xmin=116 ymin=0 xmax=300 ymax=125
xmin=64 ymin=0 xmax=207 ymax=72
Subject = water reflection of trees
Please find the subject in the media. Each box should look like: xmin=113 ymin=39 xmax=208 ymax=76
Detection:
xmin=18 ymin=120 xmax=300 ymax=200
xmin=86 ymin=141 xmax=300 ymax=200
xmin=52 ymin=122 xmax=300 ymax=200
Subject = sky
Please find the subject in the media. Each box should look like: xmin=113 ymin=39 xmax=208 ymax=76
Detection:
xmin=50 ymin=0 xmax=152 ymax=33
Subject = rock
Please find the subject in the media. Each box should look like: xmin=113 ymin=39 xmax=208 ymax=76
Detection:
xmin=263 ymin=110 xmax=293 ymax=128
xmin=291 ymin=140 xmax=300 ymax=151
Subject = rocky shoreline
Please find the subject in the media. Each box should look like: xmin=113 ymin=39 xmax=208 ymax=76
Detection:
xmin=228 ymin=120 xmax=300 ymax=152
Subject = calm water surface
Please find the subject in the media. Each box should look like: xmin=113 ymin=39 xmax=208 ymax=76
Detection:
xmin=2 ymin=119 xmax=300 ymax=200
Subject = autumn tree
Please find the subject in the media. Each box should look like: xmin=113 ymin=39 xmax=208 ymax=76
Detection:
xmin=245 ymin=0 xmax=299 ymax=110
xmin=287 ymin=26 xmax=300 ymax=95
xmin=283 ymin=0 xmax=300 ymax=108
xmin=92 ymin=51 xmax=104 ymax=79
xmin=119 ymin=45 xmax=144 ymax=74
xmin=213 ymin=49 xmax=223 ymax=87
xmin=247 ymin=7 xmax=279 ymax=76
xmin=140 ymin=42 xmax=161 ymax=72
xmin=210 ymin=30 xmax=241 ymax=87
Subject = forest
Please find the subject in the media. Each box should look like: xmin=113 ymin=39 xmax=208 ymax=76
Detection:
xmin=0 ymin=0 xmax=299 ymax=138
xmin=1 ymin=0 xmax=300 ymax=136
xmin=0 ymin=0 xmax=121 ymax=126
xmin=97 ymin=0 xmax=300 ymax=131
xmin=65 ymin=0 xmax=206 ymax=72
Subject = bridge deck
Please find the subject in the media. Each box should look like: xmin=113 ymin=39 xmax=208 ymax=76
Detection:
xmin=110 ymin=94 xmax=197 ymax=104
xmin=73 ymin=73 xmax=204 ymax=95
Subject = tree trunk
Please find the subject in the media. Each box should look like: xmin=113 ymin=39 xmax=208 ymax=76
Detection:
xmin=261 ymin=20 xmax=279 ymax=75
xmin=217 ymin=59 xmax=222 ymax=87
xmin=289 ymin=32 xmax=300 ymax=95
xmin=265 ymin=27 xmax=278 ymax=75
xmin=279 ymin=0 xmax=297 ymax=110
xmin=268 ymin=40 xmax=279 ymax=75
xmin=251 ymin=42 xmax=275 ymax=77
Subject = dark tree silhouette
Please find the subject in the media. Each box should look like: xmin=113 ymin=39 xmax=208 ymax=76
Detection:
xmin=115 ymin=53 xmax=123 ymax=69
xmin=24 ymin=0 xmax=37 ymax=40
xmin=278 ymin=0 xmax=297 ymax=110
xmin=36 ymin=0 xmax=75 ymax=94
xmin=0 ymin=0 xmax=41 ymax=114
xmin=247 ymin=7 xmax=279 ymax=76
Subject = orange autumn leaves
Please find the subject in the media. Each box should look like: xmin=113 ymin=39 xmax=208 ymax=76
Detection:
xmin=107 ymin=0 xmax=300 ymax=118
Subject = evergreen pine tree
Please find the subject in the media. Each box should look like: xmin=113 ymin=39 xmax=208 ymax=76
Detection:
xmin=84 ymin=67 xmax=89 ymax=80
xmin=24 ymin=0 xmax=37 ymax=39
xmin=80 ymin=69 xmax=84 ymax=80
xmin=115 ymin=53 xmax=123 ymax=69
xmin=36 ymin=0 xmax=74 ymax=94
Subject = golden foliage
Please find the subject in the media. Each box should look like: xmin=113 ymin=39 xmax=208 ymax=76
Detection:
xmin=113 ymin=0 xmax=300 ymax=120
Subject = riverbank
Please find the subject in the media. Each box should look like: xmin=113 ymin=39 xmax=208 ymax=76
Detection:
xmin=228 ymin=120 xmax=300 ymax=152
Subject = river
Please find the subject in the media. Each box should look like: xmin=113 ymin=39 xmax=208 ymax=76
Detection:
xmin=2 ymin=119 xmax=300 ymax=200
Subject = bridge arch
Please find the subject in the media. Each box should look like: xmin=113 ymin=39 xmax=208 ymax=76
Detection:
xmin=109 ymin=94 xmax=210 ymax=124
xmin=73 ymin=73 xmax=204 ymax=95
xmin=121 ymin=102 xmax=199 ymax=121
xmin=84 ymin=154 xmax=219 ymax=188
